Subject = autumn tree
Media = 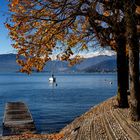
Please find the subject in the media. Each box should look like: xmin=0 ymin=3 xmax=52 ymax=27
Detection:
xmin=6 ymin=0 xmax=129 ymax=107
xmin=87 ymin=0 xmax=129 ymax=108
xmin=88 ymin=0 xmax=140 ymax=115
xmin=6 ymin=0 xmax=139 ymax=118
xmin=88 ymin=0 xmax=140 ymax=111
xmin=6 ymin=0 xmax=94 ymax=74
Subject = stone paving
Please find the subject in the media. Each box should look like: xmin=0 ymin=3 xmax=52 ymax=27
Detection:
xmin=1 ymin=97 xmax=140 ymax=140
xmin=61 ymin=97 xmax=140 ymax=140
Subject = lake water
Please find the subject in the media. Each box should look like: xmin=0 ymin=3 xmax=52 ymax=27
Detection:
xmin=0 ymin=73 xmax=117 ymax=135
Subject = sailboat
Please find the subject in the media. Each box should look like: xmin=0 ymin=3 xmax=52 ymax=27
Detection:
xmin=49 ymin=74 xmax=56 ymax=83
xmin=49 ymin=59 xmax=56 ymax=83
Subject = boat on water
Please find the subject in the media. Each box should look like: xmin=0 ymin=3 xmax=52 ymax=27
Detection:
xmin=49 ymin=74 xmax=56 ymax=83
xmin=49 ymin=58 xmax=57 ymax=84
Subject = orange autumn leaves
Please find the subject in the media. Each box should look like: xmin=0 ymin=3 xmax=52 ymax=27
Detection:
xmin=6 ymin=0 xmax=138 ymax=74
xmin=6 ymin=133 xmax=64 ymax=140
xmin=6 ymin=0 xmax=90 ymax=74
xmin=11 ymin=0 xmax=19 ymax=7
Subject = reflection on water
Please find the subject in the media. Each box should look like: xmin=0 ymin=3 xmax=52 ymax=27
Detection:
xmin=49 ymin=82 xmax=58 ymax=88
xmin=0 ymin=73 xmax=117 ymax=134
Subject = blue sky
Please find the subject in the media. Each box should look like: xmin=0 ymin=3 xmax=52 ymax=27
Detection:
xmin=0 ymin=1 xmax=115 ymax=57
xmin=0 ymin=0 xmax=16 ymax=54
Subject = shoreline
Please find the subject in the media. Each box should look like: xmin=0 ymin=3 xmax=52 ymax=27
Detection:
xmin=1 ymin=96 xmax=140 ymax=140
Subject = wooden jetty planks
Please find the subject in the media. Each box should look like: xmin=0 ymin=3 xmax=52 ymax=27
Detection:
xmin=3 ymin=102 xmax=36 ymax=136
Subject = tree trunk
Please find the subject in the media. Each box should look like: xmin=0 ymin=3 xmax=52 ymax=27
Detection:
xmin=88 ymin=7 xmax=129 ymax=108
xmin=126 ymin=56 xmax=129 ymax=92
xmin=116 ymin=34 xmax=129 ymax=108
xmin=125 ymin=1 xmax=140 ymax=121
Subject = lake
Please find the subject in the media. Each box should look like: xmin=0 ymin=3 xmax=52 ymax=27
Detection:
xmin=0 ymin=73 xmax=117 ymax=135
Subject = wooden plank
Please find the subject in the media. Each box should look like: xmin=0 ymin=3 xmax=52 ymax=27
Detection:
xmin=2 ymin=102 xmax=36 ymax=136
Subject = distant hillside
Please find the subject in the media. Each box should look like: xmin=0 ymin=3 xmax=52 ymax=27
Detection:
xmin=75 ymin=55 xmax=116 ymax=71
xmin=43 ymin=60 xmax=76 ymax=72
xmin=83 ymin=59 xmax=116 ymax=72
xmin=0 ymin=53 xmax=117 ymax=73
xmin=0 ymin=54 xmax=20 ymax=72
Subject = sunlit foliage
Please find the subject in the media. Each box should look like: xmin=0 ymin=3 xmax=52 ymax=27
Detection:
xmin=6 ymin=0 xmax=92 ymax=73
xmin=6 ymin=0 xmax=139 ymax=73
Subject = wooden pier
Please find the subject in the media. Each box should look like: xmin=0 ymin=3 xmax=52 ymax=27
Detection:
xmin=2 ymin=102 xmax=36 ymax=136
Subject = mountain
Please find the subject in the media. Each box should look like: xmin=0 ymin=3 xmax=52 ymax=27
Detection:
xmin=79 ymin=50 xmax=116 ymax=58
xmin=83 ymin=59 xmax=116 ymax=72
xmin=75 ymin=55 xmax=116 ymax=71
xmin=0 ymin=54 xmax=20 ymax=72
xmin=0 ymin=53 xmax=117 ymax=73
xmin=43 ymin=60 xmax=76 ymax=72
